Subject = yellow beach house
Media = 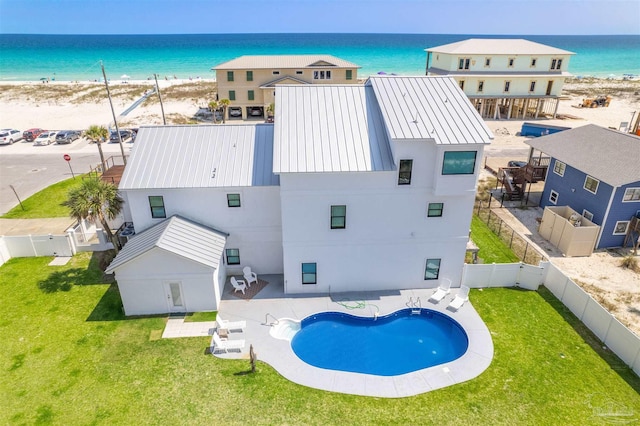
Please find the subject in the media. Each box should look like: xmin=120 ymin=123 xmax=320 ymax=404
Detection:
xmin=212 ymin=55 xmax=360 ymax=120
xmin=425 ymin=39 xmax=574 ymax=119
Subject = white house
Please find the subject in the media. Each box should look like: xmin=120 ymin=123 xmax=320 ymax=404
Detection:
xmin=425 ymin=39 xmax=574 ymax=119
xmin=106 ymin=76 xmax=493 ymax=315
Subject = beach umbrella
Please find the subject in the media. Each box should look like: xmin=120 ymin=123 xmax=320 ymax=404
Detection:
xmin=377 ymin=71 xmax=387 ymax=75
xmin=120 ymin=74 xmax=131 ymax=80
xmin=40 ymin=77 xmax=48 ymax=81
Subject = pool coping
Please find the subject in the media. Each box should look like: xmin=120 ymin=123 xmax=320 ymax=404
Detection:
xmin=213 ymin=276 xmax=494 ymax=398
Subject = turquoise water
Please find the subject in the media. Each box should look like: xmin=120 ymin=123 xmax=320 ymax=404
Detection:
xmin=0 ymin=34 xmax=638 ymax=82
xmin=291 ymin=309 xmax=468 ymax=376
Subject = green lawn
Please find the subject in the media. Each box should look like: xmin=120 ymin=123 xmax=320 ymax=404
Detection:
xmin=470 ymin=215 xmax=521 ymax=263
xmin=1 ymin=175 xmax=88 ymax=219
xmin=1 ymin=254 xmax=639 ymax=425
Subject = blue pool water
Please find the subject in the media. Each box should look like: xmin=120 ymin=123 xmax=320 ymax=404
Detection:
xmin=291 ymin=309 xmax=468 ymax=376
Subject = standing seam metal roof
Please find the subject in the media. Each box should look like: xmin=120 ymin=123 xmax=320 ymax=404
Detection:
xmin=425 ymin=38 xmax=575 ymax=55
xmin=105 ymin=215 xmax=228 ymax=273
xmin=119 ymin=125 xmax=279 ymax=189
xmin=213 ymin=55 xmax=360 ymax=70
xmin=367 ymin=76 xmax=493 ymax=144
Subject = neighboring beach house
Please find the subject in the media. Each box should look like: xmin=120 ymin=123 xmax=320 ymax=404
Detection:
xmin=526 ymin=124 xmax=640 ymax=249
xmin=425 ymin=39 xmax=574 ymax=119
xmin=212 ymin=55 xmax=360 ymax=120
xmin=106 ymin=76 xmax=493 ymax=316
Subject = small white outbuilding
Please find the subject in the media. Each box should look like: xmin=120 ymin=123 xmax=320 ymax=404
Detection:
xmin=105 ymin=215 xmax=228 ymax=316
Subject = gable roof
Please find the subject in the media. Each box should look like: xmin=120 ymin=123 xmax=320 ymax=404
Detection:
xmin=525 ymin=124 xmax=640 ymax=186
xmin=105 ymin=215 xmax=228 ymax=273
xmin=119 ymin=124 xmax=279 ymax=190
xmin=367 ymin=76 xmax=493 ymax=144
xmin=213 ymin=55 xmax=360 ymax=70
xmin=259 ymin=75 xmax=310 ymax=88
xmin=273 ymin=84 xmax=395 ymax=173
xmin=425 ymin=38 xmax=574 ymax=55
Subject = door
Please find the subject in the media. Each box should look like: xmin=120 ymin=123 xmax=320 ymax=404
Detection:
xmin=546 ymin=80 xmax=553 ymax=96
xmin=166 ymin=281 xmax=186 ymax=312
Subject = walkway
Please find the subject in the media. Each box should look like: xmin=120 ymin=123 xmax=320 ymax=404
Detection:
xmin=162 ymin=315 xmax=216 ymax=339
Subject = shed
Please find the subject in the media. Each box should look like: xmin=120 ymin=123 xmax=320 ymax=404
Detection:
xmin=538 ymin=206 xmax=600 ymax=257
xmin=105 ymin=215 xmax=228 ymax=316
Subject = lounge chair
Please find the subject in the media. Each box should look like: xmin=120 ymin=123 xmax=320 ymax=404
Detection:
xmin=447 ymin=285 xmax=470 ymax=311
xmin=230 ymin=277 xmax=247 ymax=294
xmin=428 ymin=278 xmax=452 ymax=303
xmin=211 ymin=331 xmax=245 ymax=353
xmin=216 ymin=313 xmax=246 ymax=332
xmin=243 ymin=266 xmax=258 ymax=287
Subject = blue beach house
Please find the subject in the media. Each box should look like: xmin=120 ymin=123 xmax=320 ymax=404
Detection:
xmin=526 ymin=124 xmax=640 ymax=249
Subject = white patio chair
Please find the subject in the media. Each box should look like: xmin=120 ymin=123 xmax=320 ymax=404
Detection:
xmin=447 ymin=285 xmax=470 ymax=311
xmin=230 ymin=277 xmax=247 ymax=294
xmin=243 ymin=266 xmax=258 ymax=287
xmin=211 ymin=331 xmax=245 ymax=353
xmin=216 ymin=313 xmax=246 ymax=332
xmin=428 ymin=278 xmax=452 ymax=304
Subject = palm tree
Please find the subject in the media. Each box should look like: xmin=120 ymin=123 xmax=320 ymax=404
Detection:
xmin=64 ymin=178 xmax=124 ymax=254
xmin=85 ymin=125 xmax=109 ymax=172
xmin=208 ymin=100 xmax=220 ymax=123
xmin=219 ymin=98 xmax=230 ymax=123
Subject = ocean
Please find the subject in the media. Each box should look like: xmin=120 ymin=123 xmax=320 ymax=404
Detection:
xmin=0 ymin=33 xmax=638 ymax=82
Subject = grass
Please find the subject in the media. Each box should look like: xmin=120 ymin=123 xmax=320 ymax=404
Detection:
xmin=1 ymin=175 xmax=88 ymax=219
xmin=470 ymin=215 xmax=520 ymax=263
xmin=2 ymin=253 xmax=639 ymax=425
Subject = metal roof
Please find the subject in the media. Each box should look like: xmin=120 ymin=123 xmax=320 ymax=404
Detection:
xmin=367 ymin=76 xmax=494 ymax=144
xmin=105 ymin=215 xmax=228 ymax=273
xmin=259 ymin=75 xmax=310 ymax=88
xmin=119 ymin=125 xmax=279 ymax=190
xmin=213 ymin=55 xmax=360 ymax=70
xmin=425 ymin=39 xmax=575 ymax=55
xmin=427 ymin=69 xmax=573 ymax=78
xmin=525 ymin=124 xmax=640 ymax=187
xmin=273 ymin=84 xmax=395 ymax=173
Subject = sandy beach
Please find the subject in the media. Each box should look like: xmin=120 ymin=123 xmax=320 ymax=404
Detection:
xmin=1 ymin=76 xmax=639 ymax=334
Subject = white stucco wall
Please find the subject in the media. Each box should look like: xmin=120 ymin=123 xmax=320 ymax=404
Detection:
xmin=113 ymin=247 xmax=218 ymax=316
xmin=431 ymin=53 xmax=571 ymax=74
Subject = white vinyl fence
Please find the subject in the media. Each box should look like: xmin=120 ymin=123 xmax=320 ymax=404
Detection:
xmin=462 ymin=262 xmax=545 ymax=290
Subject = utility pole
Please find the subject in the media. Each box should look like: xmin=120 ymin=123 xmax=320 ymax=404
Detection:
xmin=101 ymin=61 xmax=127 ymax=165
xmin=154 ymin=73 xmax=167 ymax=125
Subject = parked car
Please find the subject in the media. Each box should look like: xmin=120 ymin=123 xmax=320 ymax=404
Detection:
xmin=55 ymin=130 xmax=80 ymax=144
xmin=23 ymin=128 xmax=44 ymax=142
xmin=109 ymin=130 xmax=133 ymax=143
xmin=508 ymin=160 xmax=527 ymax=168
xmin=249 ymin=107 xmax=263 ymax=117
xmin=33 ymin=131 xmax=57 ymax=146
xmin=0 ymin=129 xmax=22 ymax=145
xmin=229 ymin=108 xmax=242 ymax=117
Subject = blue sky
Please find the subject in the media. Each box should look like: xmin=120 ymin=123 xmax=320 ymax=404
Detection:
xmin=0 ymin=0 xmax=638 ymax=35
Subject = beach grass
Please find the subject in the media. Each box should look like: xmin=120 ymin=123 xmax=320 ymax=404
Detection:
xmin=2 ymin=253 xmax=639 ymax=425
xmin=1 ymin=175 xmax=86 ymax=219
xmin=470 ymin=215 xmax=521 ymax=263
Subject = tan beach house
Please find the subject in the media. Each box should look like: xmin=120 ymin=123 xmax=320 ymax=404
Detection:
xmin=212 ymin=55 xmax=360 ymax=120
xmin=425 ymin=39 xmax=574 ymax=119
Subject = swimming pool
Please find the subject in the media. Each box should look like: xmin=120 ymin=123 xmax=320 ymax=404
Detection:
xmin=291 ymin=308 xmax=468 ymax=376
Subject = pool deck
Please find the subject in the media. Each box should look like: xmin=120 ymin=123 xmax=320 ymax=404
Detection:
xmin=213 ymin=275 xmax=494 ymax=398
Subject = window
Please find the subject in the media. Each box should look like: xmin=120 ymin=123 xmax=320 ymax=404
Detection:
xmin=504 ymin=81 xmax=511 ymax=92
xmin=149 ymin=196 xmax=166 ymax=219
xmin=484 ymin=58 xmax=491 ymax=67
xmin=424 ymin=258 xmax=441 ymax=280
xmin=302 ymin=263 xmax=317 ymax=284
xmin=296 ymin=70 xmax=303 ymax=75
xmin=246 ymin=71 xmax=253 ymax=81
xmin=613 ymin=221 xmax=630 ymax=235
xmin=459 ymin=80 xmax=465 ymax=90
xmin=313 ymin=70 xmax=332 ymax=80
xmin=427 ymin=203 xmax=444 ymax=217
xmin=553 ymin=160 xmax=566 ymax=177
xmin=442 ymin=151 xmax=477 ymax=175
xmin=584 ymin=176 xmax=599 ymax=194
xmin=529 ymin=81 xmax=536 ymax=92
xmin=229 ymin=90 xmax=236 ymax=101
xmin=549 ymin=190 xmax=559 ymax=204
xmin=248 ymin=90 xmax=254 ymax=101
xmin=623 ymin=188 xmax=640 ymax=202
xmin=227 ymin=193 xmax=241 ymax=207
xmin=556 ymin=59 xmax=563 ymax=69
xmin=508 ymin=58 xmax=515 ymax=67
xmin=551 ymin=58 xmax=563 ymax=70
xmin=582 ymin=209 xmax=594 ymax=221
xmin=227 ymin=71 xmax=234 ymax=82
xmin=272 ymin=70 xmax=280 ymax=75
xmin=458 ymin=58 xmax=470 ymax=70
xmin=330 ymin=205 xmax=346 ymax=229
xmin=225 ymin=249 xmax=240 ymax=265
xmin=398 ymin=159 xmax=413 ymax=185
xmin=531 ymin=58 xmax=537 ymax=67
xmin=346 ymin=70 xmax=353 ymax=80
xmin=477 ymin=81 xmax=484 ymax=92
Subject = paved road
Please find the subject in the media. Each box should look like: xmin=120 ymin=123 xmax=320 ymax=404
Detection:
xmin=0 ymin=138 xmax=129 ymax=215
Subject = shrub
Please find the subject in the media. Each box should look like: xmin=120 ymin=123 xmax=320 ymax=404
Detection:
xmin=620 ymin=254 xmax=640 ymax=272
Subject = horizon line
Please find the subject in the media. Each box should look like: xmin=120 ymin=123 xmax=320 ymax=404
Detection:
xmin=1 ymin=32 xmax=639 ymax=37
